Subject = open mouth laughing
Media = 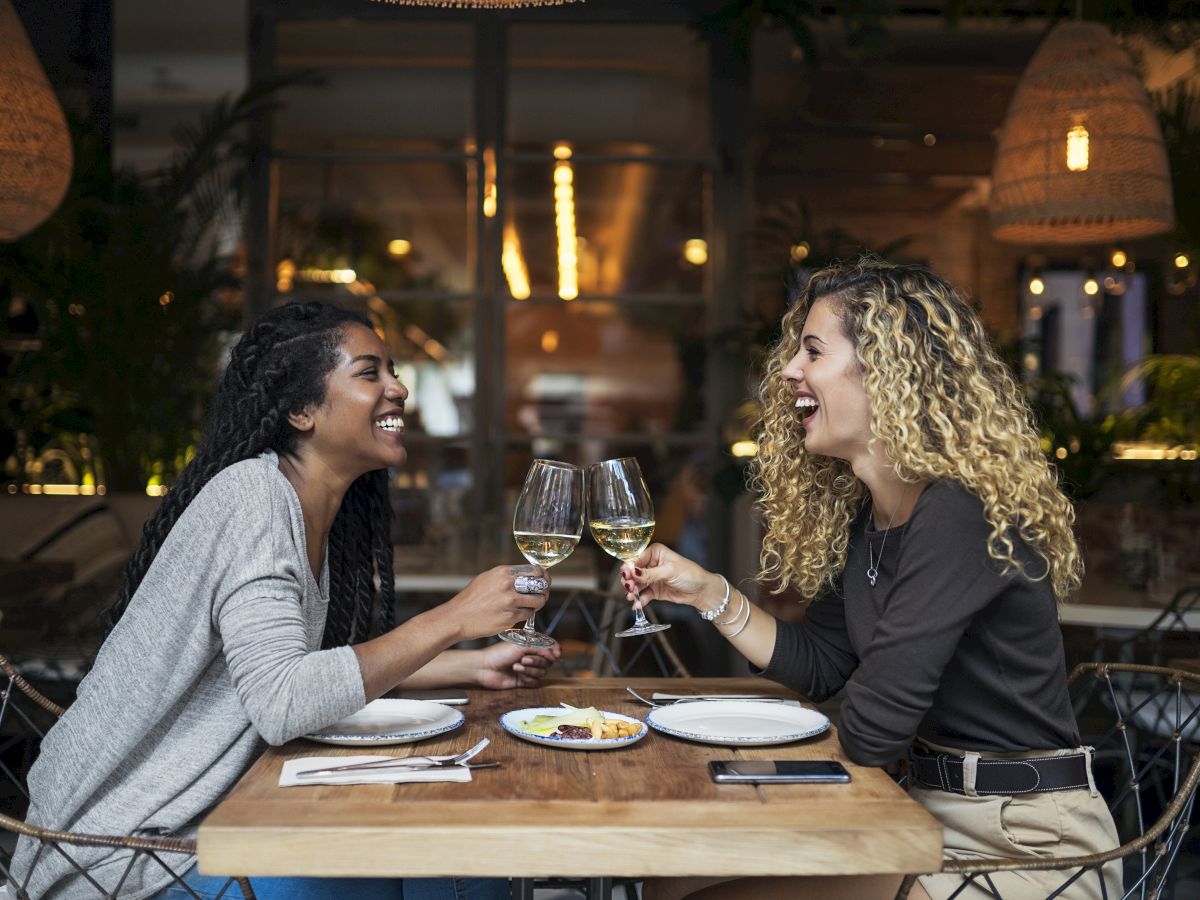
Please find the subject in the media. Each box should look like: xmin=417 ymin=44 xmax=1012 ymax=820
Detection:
xmin=795 ymin=396 xmax=818 ymax=424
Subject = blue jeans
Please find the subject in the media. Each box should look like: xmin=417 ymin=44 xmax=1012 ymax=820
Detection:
xmin=153 ymin=866 xmax=509 ymax=900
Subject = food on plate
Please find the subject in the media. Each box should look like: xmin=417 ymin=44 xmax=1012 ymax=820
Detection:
xmin=519 ymin=705 xmax=642 ymax=740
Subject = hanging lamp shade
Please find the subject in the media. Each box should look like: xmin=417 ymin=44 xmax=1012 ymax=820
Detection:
xmin=372 ymin=0 xmax=579 ymax=7
xmin=0 ymin=0 xmax=71 ymax=242
xmin=989 ymin=21 xmax=1173 ymax=245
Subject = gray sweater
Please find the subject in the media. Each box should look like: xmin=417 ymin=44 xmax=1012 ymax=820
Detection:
xmin=11 ymin=452 xmax=366 ymax=899
xmin=760 ymin=480 xmax=1079 ymax=766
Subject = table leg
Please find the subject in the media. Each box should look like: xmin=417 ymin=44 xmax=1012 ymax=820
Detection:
xmin=510 ymin=878 xmax=535 ymax=900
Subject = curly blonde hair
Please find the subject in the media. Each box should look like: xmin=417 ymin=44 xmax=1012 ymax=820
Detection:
xmin=751 ymin=257 xmax=1083 ymax=601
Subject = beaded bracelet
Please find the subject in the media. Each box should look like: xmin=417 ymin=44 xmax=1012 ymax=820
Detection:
xmin=721 ymin=592 xmax=753 ymax=638
xmin=699 ymin=575 xmax=732 ymax=621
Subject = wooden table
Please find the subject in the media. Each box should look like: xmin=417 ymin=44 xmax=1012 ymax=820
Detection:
xmin=197 ymin=678 xmax=942 ymax=891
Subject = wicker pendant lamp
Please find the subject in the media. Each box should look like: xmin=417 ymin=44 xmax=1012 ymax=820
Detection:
xmin=0 ymin=0 xmax=72 ymax=242
xmin=989 ymin=20 xmax=1174 ymax=245
xmin=372 ymin=0 xmax=579 ymax=7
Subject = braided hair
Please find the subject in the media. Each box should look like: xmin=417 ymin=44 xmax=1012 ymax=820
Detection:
xmin=105 ymin=301 xmax=396 ymax=647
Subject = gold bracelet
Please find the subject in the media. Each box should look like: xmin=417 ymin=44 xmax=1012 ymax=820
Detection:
xmin=723 ymin=594 xmax=753 ymax=638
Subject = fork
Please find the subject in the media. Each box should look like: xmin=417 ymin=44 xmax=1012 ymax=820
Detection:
xmin=295 ymin=737 xmax=491 ymax=778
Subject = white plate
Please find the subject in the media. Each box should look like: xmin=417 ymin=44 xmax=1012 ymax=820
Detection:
xmin=304 ymin=699 xmax=465 ymax=746
xmin=500 ymin=707 xmax=648 ymax=750
xmin=646 ymin=700 xmax=829 ymax=746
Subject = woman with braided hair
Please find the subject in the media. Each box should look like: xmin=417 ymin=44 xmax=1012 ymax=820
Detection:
xmin=13 ymin=301 xmax=558 ymax=900
xmin=621 ymin=259 xmax=1120 ymax=900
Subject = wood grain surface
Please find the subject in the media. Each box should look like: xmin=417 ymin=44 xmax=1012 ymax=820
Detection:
xmin=197 ymin=678 xmax=942 ymax=879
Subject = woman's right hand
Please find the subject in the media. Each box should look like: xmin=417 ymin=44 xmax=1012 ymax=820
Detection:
xmin=446 ymin=563 xmax=550 ymax=641
xmin=619 ymin=544 xmax=727 ymax=617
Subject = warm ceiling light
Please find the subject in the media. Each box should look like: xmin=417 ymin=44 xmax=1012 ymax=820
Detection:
xmin=554 ymin=159 xmax=578 ymax=300
xmin=789 ymin=242 xmax=810 ymax=263
xmin=1175 ymin=252 xmax=1190 ymax=269
xmin=683 ymin=239 xmax=708 ymax=266
xmin=553 ymin=142 xmax=573 ymax=160
xmin=0 ymin=0 xmax=73 ymax=241
xmin=731 ymin=440 xmax=758 ymax=458
xmin=923 ymin=133 xmax=937 ymax=147
xmin=1065 ymin=122 xmax=1089 ymax=172
xmin=482 ymin=147 xmax=497 ymax=218
xmin=1029 ymin=276 xmax=1045 ymax=295
xmin=502 ymin=221 xmax=531 ymax=300
xmin=388 ymin=239 xmax=412 ymax=256
xmin=540 ymin=330 xmax=559 ymax=353
xmin=1083 ymin=278 xmax=1100 ymax=296
xmin=990 ymin=21 xmax=1174 ymax=244
xmin=1110 ymin=249 xmax=1127 ymax=268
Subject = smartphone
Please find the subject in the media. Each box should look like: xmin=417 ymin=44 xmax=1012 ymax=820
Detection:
xmin=386 ymin=689 xmax=470 ymax=706
xmin=708 ymin=760 xmax=851 ymax=784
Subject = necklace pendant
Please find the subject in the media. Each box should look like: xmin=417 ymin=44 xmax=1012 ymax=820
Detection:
xmin=866 ymin=566 xmax=878 ymax=587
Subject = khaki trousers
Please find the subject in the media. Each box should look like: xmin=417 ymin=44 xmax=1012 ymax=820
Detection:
xmin=913 ymin=746 xmax=1123 ymax=900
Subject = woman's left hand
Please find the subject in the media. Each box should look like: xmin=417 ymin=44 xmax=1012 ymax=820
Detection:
xmin=474 ymin=640 xmax=561 ymax=690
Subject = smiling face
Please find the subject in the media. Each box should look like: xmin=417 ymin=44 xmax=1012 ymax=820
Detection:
xmin=780 ymin=297 xmax=874 ymax=463
xmin=294 ymin=323 xmax=409 ymax=478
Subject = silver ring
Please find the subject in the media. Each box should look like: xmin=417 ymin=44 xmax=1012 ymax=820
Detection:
xmin=515 ymin=575 xmax=549 ymax=595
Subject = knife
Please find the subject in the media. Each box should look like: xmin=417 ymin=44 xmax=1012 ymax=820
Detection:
xmin=651 ymin=692 xmax=783 ymax=702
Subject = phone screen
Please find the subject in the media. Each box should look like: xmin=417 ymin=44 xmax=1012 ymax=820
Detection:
xmin=708 ymin=760 xmax=851 ymax=783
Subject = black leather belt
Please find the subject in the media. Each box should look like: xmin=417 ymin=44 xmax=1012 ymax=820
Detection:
xmin=909 ymin=746 xmax=1091 ymax=796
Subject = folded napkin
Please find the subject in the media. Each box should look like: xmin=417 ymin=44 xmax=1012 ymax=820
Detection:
xmin=280 ymin=755 xmax=473 ymax=787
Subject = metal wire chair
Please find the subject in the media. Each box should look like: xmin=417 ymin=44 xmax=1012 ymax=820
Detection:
xmin=0 ymin=653 xmax=255 ymax=899
xmin=896 ymin=663 xmax=1200 ymax=900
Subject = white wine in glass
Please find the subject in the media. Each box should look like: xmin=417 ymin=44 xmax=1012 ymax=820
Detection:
xmin=502 ymin=459 xmax=584 ymax=648
xmin=587 ymin=457 xmax=670 ymax=638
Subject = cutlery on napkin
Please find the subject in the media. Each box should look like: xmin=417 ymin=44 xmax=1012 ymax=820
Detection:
xmin=280 ymin=755 xmax=473 ymax=787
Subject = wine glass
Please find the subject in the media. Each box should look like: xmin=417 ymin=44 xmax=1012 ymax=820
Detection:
xmin=501 ymin=459 xmax=584 ymax=648
xmin=587 ymin=457 xmax=670 ymax=638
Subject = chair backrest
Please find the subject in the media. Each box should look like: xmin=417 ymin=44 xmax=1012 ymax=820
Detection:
xmin=0 ymin=653 xmax=253 ymax=900
xmin=1093 ymin=585 xmax=1200 ymax=669
xmin=1064 ymin=663 xmax=1199 ymax=897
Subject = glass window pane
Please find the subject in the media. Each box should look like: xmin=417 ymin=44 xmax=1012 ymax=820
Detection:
xmin=507 ymin=25 xmax=709 ymax=156
xmin=274 ymin=21 xmax=472 ymax=153
xmin=275 ymin=160 xmax=474 ymax=293
xmin=505 ymin=302 xmax=707 ymax=440
xmin=504 ymin=160 xmax=707 ymax=298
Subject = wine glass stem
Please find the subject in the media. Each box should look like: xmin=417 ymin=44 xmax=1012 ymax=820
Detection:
xmin=631 ymin=588 xmax=650 ymax=626
xmin=523 ymin=589 xmax=548 ymax=632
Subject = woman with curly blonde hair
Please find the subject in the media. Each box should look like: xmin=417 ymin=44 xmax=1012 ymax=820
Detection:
xmin=623 ymin=259 xmax=1120 ymax=900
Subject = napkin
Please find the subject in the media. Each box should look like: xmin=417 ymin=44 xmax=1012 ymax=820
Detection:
xmin=280 ymin=755 xmax=473 ymax=787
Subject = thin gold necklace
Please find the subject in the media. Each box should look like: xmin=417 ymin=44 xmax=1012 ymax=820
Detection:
xmin=866 ymin=486 xmax=911 ymax=588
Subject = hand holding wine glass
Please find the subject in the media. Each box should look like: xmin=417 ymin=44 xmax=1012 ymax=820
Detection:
xmin=588 ymin=457 xmax=670 ymax=638
xmin=501 ymin=459 xmax=584 ymax=648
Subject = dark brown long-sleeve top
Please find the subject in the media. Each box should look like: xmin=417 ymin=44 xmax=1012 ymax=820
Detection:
xmin=757 ymin=480 xmax=1080 ymax=767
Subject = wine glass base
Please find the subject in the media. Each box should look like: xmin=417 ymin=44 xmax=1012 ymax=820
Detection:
xmin=615 ymin=622 xmax=671 ymax=638
xmin=499 ymin=627 xmax=558 ymax=648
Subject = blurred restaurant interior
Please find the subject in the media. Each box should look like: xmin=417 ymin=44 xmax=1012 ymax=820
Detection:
xmin=2 ymin=0 xmax=1199 ymax=679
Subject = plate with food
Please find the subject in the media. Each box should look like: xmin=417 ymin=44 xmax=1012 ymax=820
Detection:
xmin=303 ymin=699 xmax=464 ymax=746
xmin=500 ymin=705 xmax=647 ymax=750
